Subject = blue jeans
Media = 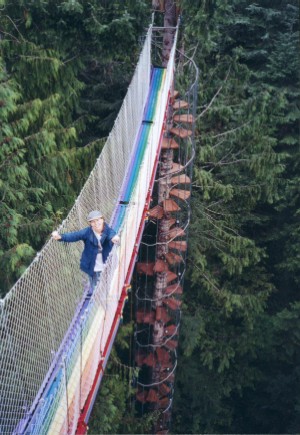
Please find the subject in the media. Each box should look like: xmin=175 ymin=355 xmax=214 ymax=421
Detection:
xmin=88 ymin=271 xmax=101 ymax=296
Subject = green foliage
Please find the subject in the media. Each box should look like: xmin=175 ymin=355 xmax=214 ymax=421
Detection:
xmin=1 ymin=0 xmax=298 ymax=432
xmin=0 ymin=59 xmax=52 ymax=293
xmin=230 ymin=302 xmax=300 ymax=433
xmin=172 ymin=0 xmax=300 ymax=433
xmin=88 ymin=371 xmax=130 ymax=434
xmin=0 ymin=0 xmax=149 ymax=294
xmin=88 ymin=321 xmax=158 ymax=434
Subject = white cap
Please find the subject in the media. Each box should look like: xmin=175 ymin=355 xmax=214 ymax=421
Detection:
xmin=86 ymin=210 xmax=103 ymax=222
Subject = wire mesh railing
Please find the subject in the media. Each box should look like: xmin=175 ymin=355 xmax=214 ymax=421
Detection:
xmin=0 ymin=26 xmax=152 ymax=434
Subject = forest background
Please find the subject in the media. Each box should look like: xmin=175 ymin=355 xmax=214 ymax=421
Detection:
xmin=0 ymin=0 xmax=299 ymax=433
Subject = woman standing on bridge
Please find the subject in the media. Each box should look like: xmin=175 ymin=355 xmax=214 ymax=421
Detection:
xmin=52 ymin=210 xmax=120 ymax=291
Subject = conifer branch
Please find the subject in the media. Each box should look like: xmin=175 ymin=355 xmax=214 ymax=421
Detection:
xmin=189 ymin=259 xmax=221 ymax=292
xmin=212 ymin=139 xmax=225 ymax=149
xmin=3 ymin=15 xmax=25 ymax=41
xmin=19 ymin=55 xmax=63 ymax=64
xmin=0 ymin=29 xmax=20 ymax=43
xmin=197 ymin=65 xmax=232 ymax=120
xmin=212 ymin=121 xmax=251 ymax=138
xmin=180 ymin=42 xmax=199 ymax=66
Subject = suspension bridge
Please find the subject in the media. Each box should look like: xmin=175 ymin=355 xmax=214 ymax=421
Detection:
xmin=0 ymin=22 xmax=198 ymax=434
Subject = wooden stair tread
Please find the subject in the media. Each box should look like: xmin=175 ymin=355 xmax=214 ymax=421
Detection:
xmin=147 ymin=389 xmax=160 ymax=402
xmin=148 ymin=205 xmax=164 ymax=219
xmin=159 ymin=382 xmax=171 ymax=396
xmin=170 ymin=188 xmax=191 ymax=200
xmin=136 ymin=389 xmax=148 ymax=403
xmin=168 ymin=218 xmax=177 ymax=228
xmin=171 ymin=90 xmax=180 ymax=100
xmin=143 ymin=353 xmax=157 ymax=367
xmin=160 ymin=372 xmax=175 ymax=383
xmin=157 ymin=397 xmax=170 ymax=409
xmin=161 ymin=137 xmax=179 ymax=149
xmin=158 ymin=399 xmax=170 ymax=410
xmin=160 ymin=360 xmax=174 ymax=369
xmin=165 ymin=252 xmax=183 ymax=266
xmin=169 ymin=240 xmax=187 ymax=251
xmin=171 ymin=174 xmax=191 ymax=185
xmin=136 ymin=262 xmax=155 ymax=275
xmin=166 ymin=270 xmax=178 ymax=284
xmin=167 ymin=227 xmax=186 ymax=240
xmin=170 ymin=127 xmax=193 ymax=139
xmin=164 ymin=339 xmax=179 ymax=350
xmin=163 ymin=198 xmax=181 ymax=212
xmin=164 ymin=324 xmax=178 ymax=335
xmin=173 ymin=113 xmax=195 ymax=123
xmin=136 ymin=309 xmax=155 ymax=324
xmin=173 ymin=99 xmax=189 ymax=109
xmin=163 ymin=298 xmax=182 ymax=310
xmin=165 ymin=283 xmax=183 ymax=295
xmin=154 ymin=259 xmax=169 ymax=273
xmin=156 ymin=347 xmax=171 ymax=363
xmin=165 ymin=162 xmax=184 ymax=175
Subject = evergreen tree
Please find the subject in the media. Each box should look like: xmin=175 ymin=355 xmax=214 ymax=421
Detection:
xmin=0 ymin=59 xmax=37 ymax=292
xmin=0 ymin=0 xmax=149 ymax=294
xmin=0 ymin=4 xmax=82 ymax=293
xmin=172 ymin=0 xmax=300 ymax=433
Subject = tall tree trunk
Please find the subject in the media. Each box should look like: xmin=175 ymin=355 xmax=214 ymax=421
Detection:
xmin=162 ymin=0 xmax=177 ymax=66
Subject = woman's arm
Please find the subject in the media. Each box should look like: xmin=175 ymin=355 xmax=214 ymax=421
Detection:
xmin=106 ymin=225 xmax=120 ymax=245
xmin=111 ymin=234 xmax=120 ymax=244
xmin=52 ymin=231 xmax=62 ymax=240
xmin=52 ymin=228 xmax=87 ymax=242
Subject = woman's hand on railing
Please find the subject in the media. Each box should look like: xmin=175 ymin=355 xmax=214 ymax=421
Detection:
xmin=52 ymin=231 xmax=62 ymax=241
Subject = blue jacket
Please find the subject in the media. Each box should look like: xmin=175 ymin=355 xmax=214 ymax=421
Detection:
xmin=60 ymin=224 xmax=116 ymax=277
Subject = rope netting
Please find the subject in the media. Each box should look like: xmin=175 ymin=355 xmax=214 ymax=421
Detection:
xmin=0 ymin=27 xmax=152 ymax=434
xmin=0 ymin=23 xmax=179 ymax=434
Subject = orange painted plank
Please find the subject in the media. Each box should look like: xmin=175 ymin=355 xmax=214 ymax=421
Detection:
xmin=167 ymin=227 xmax=186 ymax=240
xmin=136 ymin=262 xmax=155 ymax=275
xmin=173 ymin=100 xmax=189 ymax=110
xmin=163 ymin=198 xmax=181 ymax=212
xmin=165 ymin=162 xmax=184 ymax=175
xmin=168 ymin=240 xmax=187 ymax=251
xmin=159 ymin=382 xmax=171 ymax=396
xmin=170 ymin=188 xmax=191 ymax=200
xmin=156 ymin=347 xmax=171 ymax=364
xmin=161 ymin=137 xmax=179 ymax=149
xmin=136 ymin=310 xmax=155 ymax=324
xmin=154 ymin=259 xmax=169 ymax=273
xmin=170 ymin=127 xmax=192 ymax=139
xmin=173 ymin=113 xmax=194 ymax=123
xmin=163 ymin=298 xmax=182 ymax=310
xmin=165 ymin=252 xmax=183 ymax=266
xmin=143 ymin=353 xmax=157 ymax=367
xmin=163 ymin=324 xmax=178 ymax=335
xmin=165 ymin=283 xmax=183 ymax=295
xmin=171 ymin=174 xmax=191 ymax=185
xmin=147 ymin=389 xmax=160 ymax=402
xmin=164 ymin=339 xmax=178 ymax=350
xmin=166 ymin=271 xmax=178 ymax=284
